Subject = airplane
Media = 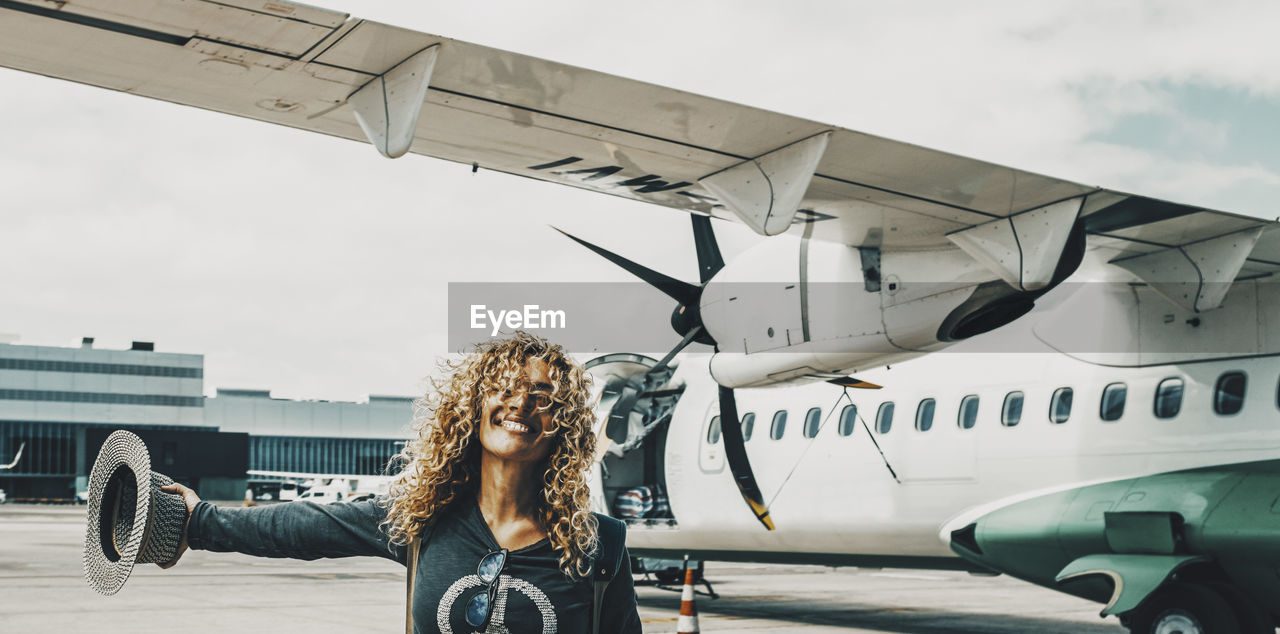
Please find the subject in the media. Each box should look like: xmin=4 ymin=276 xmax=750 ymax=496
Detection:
xmin=1 ymin=443 xmax=25 ymax=471
xmin=1 ymin=2 xmax=1278 ymax=633
xmin=0 ymin=443 xmax=24 ymax=503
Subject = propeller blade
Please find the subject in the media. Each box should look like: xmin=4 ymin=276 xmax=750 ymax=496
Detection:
xmin=827 ymin=376 xmax=883 ymax=389
xmin=690 ymin=214 xmax=724 ymax=284
xmin=553 ymin=227 xmax=700 ymax=306
xmin=648 ymin=325 xmax=702 ymax=376
xmin=718 ymin=385 xmax=775 ymax=530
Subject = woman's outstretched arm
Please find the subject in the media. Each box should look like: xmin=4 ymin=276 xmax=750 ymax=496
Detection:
xmin=159 ymin=483 xmax=406 ymax=567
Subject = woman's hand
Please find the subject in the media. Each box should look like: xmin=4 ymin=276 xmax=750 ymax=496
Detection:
xmin=157 ymin=482 xmax=201 ymax=569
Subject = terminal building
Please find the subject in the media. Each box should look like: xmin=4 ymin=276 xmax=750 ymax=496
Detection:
xmin=0 ymin=338 xmax=413 ymax=500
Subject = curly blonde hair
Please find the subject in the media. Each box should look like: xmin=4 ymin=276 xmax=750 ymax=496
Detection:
xmin=382 ymin=332 xmax=599 ymax=578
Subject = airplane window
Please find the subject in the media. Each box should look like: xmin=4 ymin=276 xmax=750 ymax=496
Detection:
xmin=707 ymin=415 xmax=721 ymax=444
xmin=803 ymin=407 xmax=822 ymax=438
xmin=770 ymin=410 xmax=788 ymax=440
xmin=1154 ymin=377 xmax=1184 ymax=419
xmin=875 ymin=402 xmax=895 ymax=434
xmin=958 ymin=395 xmax=979 ymax=429
xmin=1001 ymin=391 xmax=1024 ymax=427
xmin=1214 ymin=371 xmax=1246 ymax=416
xmin=838 ymin=404 xmax=858 ymax=436
xmin=1050 ymin=388 xmax=1072 ymax=424
xmin=915 ymin=398 xmax=935 ymax=432
xmin=742 ymin=413 xmax=756 ymax=442
xmin=1100 ymin=383 xmax=1127 ymax=421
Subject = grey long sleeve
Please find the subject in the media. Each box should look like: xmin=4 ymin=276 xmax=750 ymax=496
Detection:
xmin=187 ymin=499 xmax=406 ymax=563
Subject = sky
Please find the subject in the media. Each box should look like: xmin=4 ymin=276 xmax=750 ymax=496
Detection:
xmin=2 ymin=0 xmax=1279 ymax=401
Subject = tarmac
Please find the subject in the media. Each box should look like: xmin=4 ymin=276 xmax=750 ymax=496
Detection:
xmin=0 ymin=504 xmax=1126 ymax=633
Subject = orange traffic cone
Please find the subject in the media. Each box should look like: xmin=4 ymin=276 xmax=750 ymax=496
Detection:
xmin=676 ymin=566 xmax=700 ymax=633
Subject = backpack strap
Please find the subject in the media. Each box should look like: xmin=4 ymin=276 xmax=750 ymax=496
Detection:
xmin=404 ymin=524 xmax=432 ymax=634
xmin=591 ymin=513 xmax=626 ymax=634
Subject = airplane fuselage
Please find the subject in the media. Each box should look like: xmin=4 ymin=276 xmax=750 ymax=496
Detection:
xmin=597 ymin=277 xmax=1280 ymax=581
xmin=628 ymin=346 xmax=1280 ymax=565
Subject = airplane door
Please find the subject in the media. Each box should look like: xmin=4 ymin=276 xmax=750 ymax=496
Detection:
xmin=698 ymin=401 xmax=726 ymax=474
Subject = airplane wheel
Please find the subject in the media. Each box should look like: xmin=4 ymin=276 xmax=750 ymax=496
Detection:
xmin=1206 ymin=582 xmax=1273 ymax=634
xmin=653 ymin=569 xmax=683 ymax=584
xmin=1127 ymin=583 xmax=1240 ymax=634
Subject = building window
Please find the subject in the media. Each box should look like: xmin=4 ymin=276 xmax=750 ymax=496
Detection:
xmin=0 ymin=389 xmax=203 ymax=407
xmin=1101 ymin=383 xmax=1127 ymax=422
xmin=1050 ymin=388 xmax=1073 ymax=424
xmin=915 ymin=398 xmax=936 ymax=432
xmin=803 ymin=407 xmax=822 ymax=439
xmin=707 ymin=416 xmax=721 ymax=444
xmin=1214 ymin=371 xmax=1246 ymax=416
xmin=1001 ymin=391 xmax=1024 ymax=427
xmin=248 ymin=435 xmax=399 ymax=476
xmin=741 ymin=413 xmax=755 ymax=442
xmin=770 ymin=411 xmax=788 ymax=440
xmin=1154 ymin=378 xmax=1184 ymax=419
xmin=0 ymin=357 xmax=202 ymax=378
xmin=958 ymin=395 xmax=979 ymax=430
xmin=838 ymin=404 xmax=858 ymax=437
xmin=875 ymin=402 xmax=895 ymax=434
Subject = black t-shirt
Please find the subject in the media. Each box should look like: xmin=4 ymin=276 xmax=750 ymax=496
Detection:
xmin=416 ymin=498 xmax=587 ymax=633
xmin=188 ymin=496 xmax=641 ymax=634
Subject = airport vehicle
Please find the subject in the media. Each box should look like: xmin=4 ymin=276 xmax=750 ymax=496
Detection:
xmin=247 ymin=470 xmax=392 ymax=504
xmin=0 ymin=488 xmax=6 ymax=505
xmin=297 ymin=486 xmax=345 ymax=504
xmin=251 ymin=481 xmax=300 ymax=502
xmin=1 ymin=2 xmax=1277 ymax=632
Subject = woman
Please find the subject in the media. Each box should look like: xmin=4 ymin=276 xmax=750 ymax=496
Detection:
xmin=162 ymin=332 xmax=642 ymax=633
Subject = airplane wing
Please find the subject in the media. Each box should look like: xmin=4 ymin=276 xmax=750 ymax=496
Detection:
xmin=10 ymin=0 xmax=1277 ymax=535
xmin=2 ymin=0 xmax=1277 ymax=295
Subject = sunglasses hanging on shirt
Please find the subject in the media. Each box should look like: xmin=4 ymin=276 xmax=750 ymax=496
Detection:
xmin=465 ymin=548 xmax=509 ymax=631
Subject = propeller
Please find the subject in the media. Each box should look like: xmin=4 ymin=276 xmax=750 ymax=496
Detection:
xmin=557 ymin=215 xmax=776 ymax=530
xmin=717 ymin=385 xmax=774 ymax=529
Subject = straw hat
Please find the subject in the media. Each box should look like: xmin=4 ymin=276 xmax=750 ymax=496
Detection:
xmin=82 ymin=430 xmax=188 ymax=595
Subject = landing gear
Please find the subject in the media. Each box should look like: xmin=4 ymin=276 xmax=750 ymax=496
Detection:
xmin=1125 ymin=582 xmax=1270 ymax=634
xmin=636 ymin=558 xmax=719 ymax=599
xmin=1207 ymin=583 xmax=1274 ymax=634
xmin=653 ymin=569 xmax=683 ymax=585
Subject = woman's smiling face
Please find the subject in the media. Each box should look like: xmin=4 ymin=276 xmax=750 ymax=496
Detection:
xmin=477 ymin=358 xmax=559 ymax=464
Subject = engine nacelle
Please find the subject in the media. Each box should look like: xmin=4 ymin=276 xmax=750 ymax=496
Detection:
xmin=945 ymin=463 xmax=1280 ymax=619
xmin=700 ymin=238 xmax=1008 ymax=388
